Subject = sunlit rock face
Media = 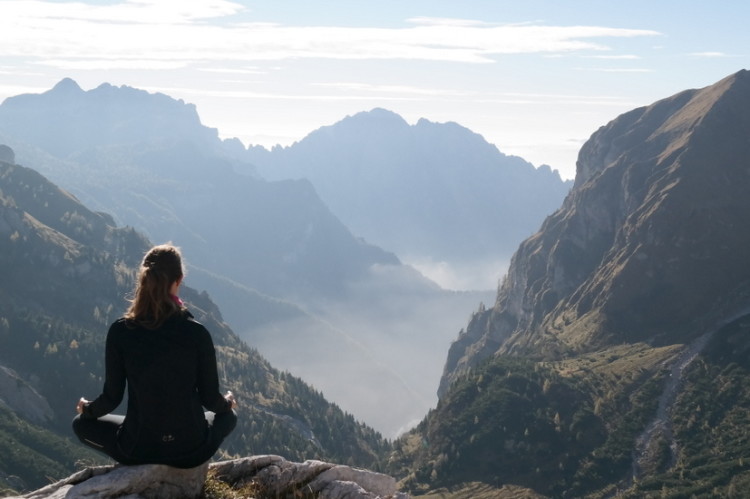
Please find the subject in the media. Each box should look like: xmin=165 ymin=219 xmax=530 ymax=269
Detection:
xmin=440 ymin=70 xmax=750 ymax=395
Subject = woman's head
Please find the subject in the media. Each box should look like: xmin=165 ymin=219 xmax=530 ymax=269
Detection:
xmin=125 ymin=244 xmax=185 ymax=329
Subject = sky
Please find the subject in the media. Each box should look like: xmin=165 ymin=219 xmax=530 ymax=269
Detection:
xmin=0 ymin=0 xmax=748 ymax=180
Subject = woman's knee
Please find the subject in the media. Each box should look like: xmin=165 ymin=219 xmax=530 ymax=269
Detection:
xmin=214 ymin=409 xmax=238 ymax=438
xmin=71 ymin=414 xmax=89 ymax=439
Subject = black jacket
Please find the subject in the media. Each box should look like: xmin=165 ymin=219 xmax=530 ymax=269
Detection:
xmin=82 ymin=310 xmax=232 ymax=460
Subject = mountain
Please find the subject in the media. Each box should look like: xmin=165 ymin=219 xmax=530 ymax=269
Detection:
xmin=0 ymin=152 xmax=387 ymax=494
xmin=0 ymin=80 xmax=396 ymax=300
xmin=0 ymin=78 xmax=221 ymax=158
xmin=0 ymin=80 xmax=494 ymax=437
xmin=247 ymin=108 xmax=571 ymax=289
xmin=441 ymin=69 xmax=750 ymax=388
xmin=387 ymin=70 xmax=750 ymax=497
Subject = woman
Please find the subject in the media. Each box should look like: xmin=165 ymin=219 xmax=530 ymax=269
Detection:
xmin=72 ymin=244 xmax=238 ymax=468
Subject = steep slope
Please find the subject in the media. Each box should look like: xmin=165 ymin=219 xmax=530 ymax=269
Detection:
xmin=441 ymin=69 xmax=750 ymax=391
xmin=0 ymin=154 xmax=388 ymax=494
xmin=387 ymin=69 xmax=750 ymax=498
xmin=248 ymin=108 xmax=571 ymax=288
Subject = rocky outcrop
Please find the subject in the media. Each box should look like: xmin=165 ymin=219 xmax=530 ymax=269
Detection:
xmin=440 ymin=69 xmax=750 ymax=394
xmin=10 ymin=456 xmax=408 ymax=499
xmin=0 ymin=365 xmax=53 ymax=425
xmin=12 ymin=462 xmax=210 ymax=499
xmin=0 ymin=144 xmax=14 ymax=164
xmin=210 ymin=455 xmax=408 ymax=498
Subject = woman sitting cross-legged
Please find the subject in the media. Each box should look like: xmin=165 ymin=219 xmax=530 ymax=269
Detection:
xmin=73 ymin=243 xmax=237 ymax=468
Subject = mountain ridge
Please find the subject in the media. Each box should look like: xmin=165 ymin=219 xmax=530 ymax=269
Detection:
xmin=1 ymin=79 xmax=222 ymax=157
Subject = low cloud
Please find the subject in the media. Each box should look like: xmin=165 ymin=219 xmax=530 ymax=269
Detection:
xmin=406 ymin=257 xmax=507 ymax=291
xmin=688 ymin=51 xmax=730 ymax=58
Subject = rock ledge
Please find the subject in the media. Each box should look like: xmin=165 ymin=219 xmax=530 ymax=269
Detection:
xmin=10 ymin=455 xmax=408 ymax=499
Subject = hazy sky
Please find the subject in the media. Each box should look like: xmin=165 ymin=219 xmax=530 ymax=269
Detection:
xmin=1 ymin=0 xmax=747 ymax=180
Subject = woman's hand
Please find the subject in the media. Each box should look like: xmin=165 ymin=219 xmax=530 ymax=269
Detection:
xmin=225 ymin=390 xmax=238 ymax=409
xmin=76 ymin=397 xmax=90 ymax=414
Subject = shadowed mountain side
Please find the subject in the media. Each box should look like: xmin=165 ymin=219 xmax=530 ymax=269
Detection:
xmin=0 ymin=157 xmax=389 ymax=493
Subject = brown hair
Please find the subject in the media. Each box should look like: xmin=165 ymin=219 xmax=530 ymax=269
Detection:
xmin=125 ymin=244 xmax=185 ymax=329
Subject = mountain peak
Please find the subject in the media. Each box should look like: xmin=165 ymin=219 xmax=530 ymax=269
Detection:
xmin=0 ymin=80 xmax=220 ymax=157
xmin=50 ymin=77 xmax=83 ymax=94
xmin=575 ymin=68 xmax=750 ymax=188
xmin=340 ymin=108 xmax=410 ymax=129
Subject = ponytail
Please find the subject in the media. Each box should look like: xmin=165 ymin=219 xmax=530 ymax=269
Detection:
xmin=125 ymin=244 xmax=185 ymax=329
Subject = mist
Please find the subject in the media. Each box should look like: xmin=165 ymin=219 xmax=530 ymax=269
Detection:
xmin=405 ymin=256 xmax=508 ymax=292
xmin=238 ymin=263 xmax=495 ymax=438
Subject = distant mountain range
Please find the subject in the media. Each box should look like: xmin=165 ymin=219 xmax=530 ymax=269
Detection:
xmin=387 ymin=69 xmax=750 ymax=497
xmin=247 ymin=107 xmax=571 ymax=289
xmin=0 ymin=155 xmax=387 ymax=494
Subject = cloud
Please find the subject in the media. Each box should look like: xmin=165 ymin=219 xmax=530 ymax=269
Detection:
xmin=584 ymin=54 xmax=641 ymax=60
xmin=197 ymin=67 xmax=267 ymax=75
xmin=406 ymin=257 xmax=506 ymax=291
xmin=0 ymin=0 xmax=661 ymax=70
xmin=688 ymin=51 xmax=730 ymax=58
xmin=479 ymin=91 xmax=635 ymax=106
xmin=0 ymin=84 xmax=50 ymax=96
xmin=149 ymin=82 xmax=636 ymax=109
xmin=576 ymin=67 xmax=654 ymax=73
xmin=35 ymin=58 xmax=190 ymax=70
xmin=314 ymin=82 xmax=471 ymax=97
xmin=10 ymin=0 xmax=243 ymax=24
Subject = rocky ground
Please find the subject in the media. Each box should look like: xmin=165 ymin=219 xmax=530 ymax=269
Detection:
xmin=8 ymin=455 xmax=409 ymax=499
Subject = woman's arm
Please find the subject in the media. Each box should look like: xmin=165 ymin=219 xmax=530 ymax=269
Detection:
xmin=195 ymin=324 xmax=234 ymax=413
xmin=79 ymin=321 xmax=127 ymax=418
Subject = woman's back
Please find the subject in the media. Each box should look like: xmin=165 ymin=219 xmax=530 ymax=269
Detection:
xmin=114 ymin=313 xmax=214 ymax=458
xmin=73 ymin=244 xmax=236 ymax=468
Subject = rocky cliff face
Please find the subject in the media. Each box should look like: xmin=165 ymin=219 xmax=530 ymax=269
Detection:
xmin=440 ymin=69 xmax=750 ymax=394
xmin=0 ymin=366 xmax=53 ymax=425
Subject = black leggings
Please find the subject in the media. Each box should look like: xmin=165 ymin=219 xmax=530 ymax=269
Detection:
xmin=72 ymin=410 xmax=237 ymax=469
